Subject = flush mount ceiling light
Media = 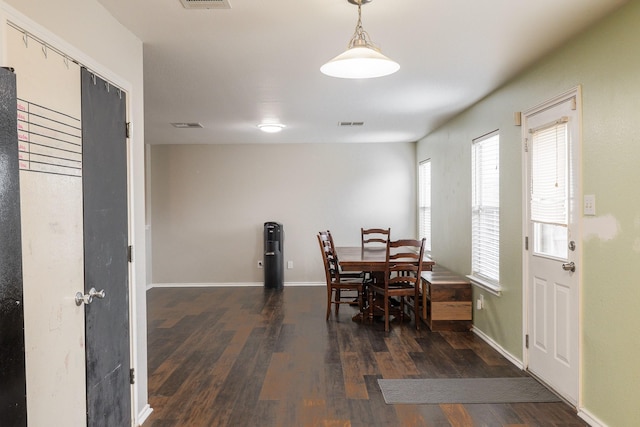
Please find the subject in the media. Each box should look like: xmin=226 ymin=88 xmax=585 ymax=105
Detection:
xmin=321 ymin=0 xmax=399 ymax=79
xmin=258 ymin=123 xmax=286 ymax=133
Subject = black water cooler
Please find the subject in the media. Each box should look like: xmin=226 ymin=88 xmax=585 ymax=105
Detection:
xmin=263 ymin=222 xmax=284 ymax=289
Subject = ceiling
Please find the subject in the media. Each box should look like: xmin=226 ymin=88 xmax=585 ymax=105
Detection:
xmin=97 ymin=0 xmax=627 ymax=145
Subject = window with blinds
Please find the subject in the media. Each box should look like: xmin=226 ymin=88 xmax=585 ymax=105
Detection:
xmin=531 ymin=120 xmax=568 ymax=259
xmin=471 ymin=132 xmax=500 ymax=285
xmin=418 ymin=160 xmax=431 ymax=251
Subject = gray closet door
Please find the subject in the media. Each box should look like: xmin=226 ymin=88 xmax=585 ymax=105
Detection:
xmin=81 ymin=68 xmax=130 ymax=426
xmin=0 ymin=67 xmax=26 ymax=426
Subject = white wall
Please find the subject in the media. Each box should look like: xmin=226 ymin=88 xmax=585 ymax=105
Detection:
xmin=0 ymin=0 xmax=149 ymax=423
xmin=150 ymin=142 xmax=417 ymax=285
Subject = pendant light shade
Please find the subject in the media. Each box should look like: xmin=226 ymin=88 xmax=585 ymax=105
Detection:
xmin=321 ymin=0 xmax=399 ymax=79
xmin=320 ymin=45 xmax=399 ymax=79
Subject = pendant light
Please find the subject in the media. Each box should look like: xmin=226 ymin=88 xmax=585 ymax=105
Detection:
xmin=321 ymin=0 xmax=399 ymax=79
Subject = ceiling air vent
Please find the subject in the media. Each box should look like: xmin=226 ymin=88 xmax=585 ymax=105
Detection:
xmin=180 ymin=0 xmax=231 ymax=9
xmin=339 ymin=121 xmax=364 ymax=127
xmin=171 ymin=122 xmax=203 ymax=129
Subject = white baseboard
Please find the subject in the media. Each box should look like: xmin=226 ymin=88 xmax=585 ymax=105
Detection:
xmin=472 ymin=326 xmax=524 ymax=370
xmin=137 ymin=404 xmax=153 ymax=426
xmin=147 ymin=282 xmax=324 ymax=290
xmin=578 ymin=407 xmax=606 ymax=427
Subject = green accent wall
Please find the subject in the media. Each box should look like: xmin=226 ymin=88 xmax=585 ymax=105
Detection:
xmin=417 ymin=2 xmax=640 ymax=425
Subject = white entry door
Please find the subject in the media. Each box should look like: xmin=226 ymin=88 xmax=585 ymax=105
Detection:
xmin=524 ymin=88 xmax=581 ymax=405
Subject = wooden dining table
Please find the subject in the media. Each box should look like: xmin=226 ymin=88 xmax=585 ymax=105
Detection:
xmin=335 ymin=246 xmax=435 ymax=273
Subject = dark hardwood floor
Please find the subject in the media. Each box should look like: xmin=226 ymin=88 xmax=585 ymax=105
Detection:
xmin=144 ymin=286 xmax=587 ymax=427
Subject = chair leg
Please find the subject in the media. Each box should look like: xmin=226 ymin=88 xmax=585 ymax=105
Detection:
xmin=384 ymin=295 xmax=390 ymax=332
xmin=326 ymin=288 xmax=332 ymax=320
xmin=335 ymin=289 xmax=340 ymax=315
xmin=415 ymin=291 xmax=420 ymax=330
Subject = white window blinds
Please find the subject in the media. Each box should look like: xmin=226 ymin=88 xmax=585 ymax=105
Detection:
xmin=471 ymin=132 xmax=499 ymax=283
xmin=418 ymin=160 xmax=431 ymax=251
xmin=531 ymin=121 xmax=568 ymax=225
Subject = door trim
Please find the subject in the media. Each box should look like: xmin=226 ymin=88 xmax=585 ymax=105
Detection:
xmin=521 ymin=86 xmax=583 ymax=407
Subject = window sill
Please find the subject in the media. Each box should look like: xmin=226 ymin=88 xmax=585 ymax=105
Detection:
xmin=466 ymin=275 xmax=502 ymax=296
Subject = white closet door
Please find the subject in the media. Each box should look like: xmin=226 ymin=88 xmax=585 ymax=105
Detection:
xmin=7 ymin=24 xmax=86 ymax=426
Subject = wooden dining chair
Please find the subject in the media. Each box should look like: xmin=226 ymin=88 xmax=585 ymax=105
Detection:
xmin=368 ymin=238 xmax=426 ymax=332
xmin=325 ymin=229 xmax=367 ymax=306
xmin=317 ymin=233 xmax=365 ymax=321
xmin=361 ymin=227 xmax=390 ymax=284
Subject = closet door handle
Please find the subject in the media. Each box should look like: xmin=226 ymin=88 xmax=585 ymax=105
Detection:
xmin=75 ymin=287 xmax=106 ymax=305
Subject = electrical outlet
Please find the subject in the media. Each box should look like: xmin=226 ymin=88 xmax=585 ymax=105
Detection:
xmin=476 ymin=294 xmax=484 ymax=310
xmin=257 ymin=260 xmax=263 ymax=268
xmin=287 ymin=260 xmax=294 ymax=269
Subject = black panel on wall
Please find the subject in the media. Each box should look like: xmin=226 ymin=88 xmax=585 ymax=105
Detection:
xmin=0 ymin=67 xmax=27 ymax=426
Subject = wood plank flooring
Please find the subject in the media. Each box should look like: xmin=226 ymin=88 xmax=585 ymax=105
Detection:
xmin=144 ymin=286 xmax=587 ymax=427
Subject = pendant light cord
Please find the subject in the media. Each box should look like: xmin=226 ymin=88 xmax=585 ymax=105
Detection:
xmin=348 ymin=0 xmax=378 ymax=51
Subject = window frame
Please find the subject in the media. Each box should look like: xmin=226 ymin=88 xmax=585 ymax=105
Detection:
xmin=418 ymin=159 xmax=432 ymax=252
xmin=469 ymin=130 xmax=501 ymax=294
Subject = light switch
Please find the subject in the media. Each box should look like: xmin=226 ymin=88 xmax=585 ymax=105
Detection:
xmin=584 ymin=194 xmax=596 ymax=216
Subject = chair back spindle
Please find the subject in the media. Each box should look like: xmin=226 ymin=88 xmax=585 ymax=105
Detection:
xmin=361 ymin=227 xmax=391 ymax=250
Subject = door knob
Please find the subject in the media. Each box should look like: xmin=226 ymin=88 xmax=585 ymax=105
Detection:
xmin=561 ymin=262 xmax=575 ymax=272
xmin=89 ymin=287 xmax=106 ymax=299
xmin=75 ymin=291 xmax=92 ymax=306
xmin=75 ymin=287 xmax=106 ymax=306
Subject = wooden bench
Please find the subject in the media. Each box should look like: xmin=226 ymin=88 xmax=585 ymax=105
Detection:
xmin=420 ymin=265 xmax=472 ymax=331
